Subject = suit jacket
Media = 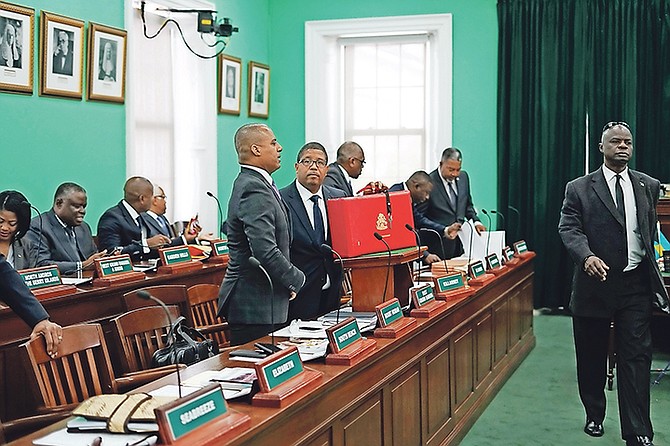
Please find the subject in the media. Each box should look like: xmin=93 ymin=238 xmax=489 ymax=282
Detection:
xmin=27 ymin=210 xmax=97 ymax=274
xmin=52 ymin=50 xmax=73 ymax=75
xmin=0 ymin=256 xmax=49 ymax=328
xmin=97 ymin=201 xmax=155 ymax=260
xmin=280 ymin=181 xmax=345 ymax=320
xmin=11 ymin=237 xmax=37 ymax=270
xmin=416 ymin=169 xmax=480 ymax=258
xmin=323 ymin=163 xmax=354 ymax=197
xmin=218 ymin=168 xmax=305 ymax=325
xmin=142 ymin=212 xmax=185 ymax=248
xmin=558 ymin=166 xmax=669 ymax=316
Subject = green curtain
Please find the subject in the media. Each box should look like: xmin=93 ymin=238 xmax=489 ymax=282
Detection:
xmin=498 ymin=0 xmax=670 ymax=309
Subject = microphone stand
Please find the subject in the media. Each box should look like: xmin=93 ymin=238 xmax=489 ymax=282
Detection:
xmin=373 ymin=232 xmax=392 ymax=302
xmin=491 ymin=209 xmax=505 ymax=231
xmin=464 ymin=220 xmax=475 ymax=278
xmin=206 ymin=191 xmax=224 ymax=239
xmin=137 ymin=290 xmax=182 ymax=398
xmin=419 ymin=228 xmax=449 ymax=273
xmin=23 ymin=201 xmax=44 ymax=268
xmin=320 ymin=244 xmax=343 ymax=324
xmin=481 ymin=209 xmax=492 ymax=259
xmin=508 ymin=205 xmax=520 ymax=242
xmin=404 ymin=224 xmax=421 ymax=282
xmin=248 ymin=256 xmax=275 ymax=346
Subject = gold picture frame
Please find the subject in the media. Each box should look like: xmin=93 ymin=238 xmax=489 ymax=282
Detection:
xmin=0 ymin=1 xmax=34 ymax=94
xmin=218 ymin=53 xmax=241 ymax=115
xmin=39 ymin=11 xmax=84 ymax=99
xmin=248 ymin=61 xmax=269 ymax=118
xmin=87 ymin=22 xmax=126 ymax=103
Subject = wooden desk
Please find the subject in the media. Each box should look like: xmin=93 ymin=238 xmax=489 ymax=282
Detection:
xmin=0 ymin=262 xmax=226 ymax=420
xmin=10 ymin=256 xmax=535 ymax=446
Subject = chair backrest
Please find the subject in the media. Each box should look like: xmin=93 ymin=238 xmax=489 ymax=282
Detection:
xmin=110 ymin=305 xmax=181 ymax=374
xmin=186 ymin=284 xmax=229 ymax=348
xmin=21 ymin=324 xmax=117 ymax=409
xmin=123 ymin=284 xmax=192 ymax=325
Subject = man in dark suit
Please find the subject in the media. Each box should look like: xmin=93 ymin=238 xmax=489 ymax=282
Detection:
xmin=0 ymin=256 xmax=62 ymax=357
xmin=389 ymin=171 xmax=441 ymax=264
xmin=280 ymin=142 xmax=346 ymax=321
xmin=218 ymin=124 xmax=305 ymax=345
xmin=416 ymin=147 xmax=485 ymax=259
xmin=97 ymin=177 xmax=171 ymax=260
xmin=52 ymin=30 xmax=73 ymax=76
xmin=29 ymin=183 xmax=105 ymax=275
xmin=323 ymin=141 xmax=366 ymax=197
xmin=559 ymin=121 xmax=669 ymax=446
xmin=142 ymin=185 xmax=205 ymax=247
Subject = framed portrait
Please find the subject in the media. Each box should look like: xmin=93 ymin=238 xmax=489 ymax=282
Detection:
xmin=248 ymin=61 xmax=270 ymax=119
xmin=87 ymin=22 xmax=126 ymax=103
xmin=218 ymin=53 xmax=241 ymax=115
xmin=0 ymin=2 xmax=34 ymax=94
xmin=39 ymin=11 xmax=84 ymax=99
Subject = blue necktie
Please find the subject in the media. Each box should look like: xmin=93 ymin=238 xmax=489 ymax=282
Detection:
xmin=310 ymin=195 xmax=325 ymax=245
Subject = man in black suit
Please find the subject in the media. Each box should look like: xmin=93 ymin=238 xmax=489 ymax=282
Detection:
xmin=97 ymin=177 xmax=171 ymax=260
xmin=218 ymin=124 xmax=305 ymax=345
xmin=52 ymin=30 xmax=73 ymax=76
xmin=280 ymin=142 xmax=346 ymax=321
xmin=389 ymin=171 xmax=441 ymax=264
xmin=29 ymin=182 xmax=105 ymax=275
xmin=0 ymin=256 xmax=62 ymax=357
xmin=416 ymin=147 xmax=485 ymax=259
xmin=559 ymin=121 xmax=669 ymax=446
xmin=323 ymin=141 xmax=366 ymax=197
xmin=142 ymin=185 xmax=206 ymax=247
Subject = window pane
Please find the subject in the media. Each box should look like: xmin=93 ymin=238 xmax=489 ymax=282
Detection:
xmin=400 ymin=87 xmax=424 ymax=129
xmin=377 ymin=45 xmax=400 ymax=87
xmin=377 ymin=87 xmax=400 ymax=129
xmin=373 ymin=135 xmax=399 ymax=182
xmin=399 ymin=135 xmax=424 ymax=174
xmin=352 ymin=88 xmax=376 ymax=129
xmin=401 ymin=44 xmax=425 ymax=87
xmin=353 ymin=45 xmax=376 ymax=88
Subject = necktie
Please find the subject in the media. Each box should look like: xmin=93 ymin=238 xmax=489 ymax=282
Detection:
xmin=310 ymin=195 xmax=325 ymax=245
xmin=65 ymin=227 xmax=83 ymax=260
xmin=615 ymin=174 xmax=628 ymax=266
xmin=271 ymin=181 xmax=281 ymax=200
xmin=158 ymin=215 xmax=171 ymax=237
xmin=448 ymin=181 xmax=458 ymax=209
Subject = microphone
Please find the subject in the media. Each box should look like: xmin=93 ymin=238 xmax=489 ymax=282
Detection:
xmin=320 ymin=244 xmax=343 ymax=324
xmin=419 ymin=228 xmax=449 ymax=272
xmin=248 ymin=256 xmax=276 ymax=346
xmin=508 ymin=206 xmax=520 ymax=241
xmin=137 ymin=290 xmax=182 ymax=398
xmin=481 ymin=209 xmax=492 ymax=259
xmin=373 ymin=232 xmax=392 ymax=303
xmin=404 ymin=224 xmax=421 ymax=281
xmin=463 ymin=220 xmax=475 ymax=276
xmin=490 ymin=209 xmax=505 ymax=231
xmin=22 ymin=201 xmax=44 ymax=266
xmin=206 ymin=191 xmax=224 ymax=239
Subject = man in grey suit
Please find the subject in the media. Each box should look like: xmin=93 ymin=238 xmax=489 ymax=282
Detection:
xmin=29 ymin=183 xmax=106 ymax=275
xmin=218 ymin=124 xmax=305 ymax=345
xmin=559 ymin=121 xmax=669 ymax=446
xmin=416 ymin=147 xmax=486 ymax=259
xmin=323 ymin=141 xmax=366 ymax=197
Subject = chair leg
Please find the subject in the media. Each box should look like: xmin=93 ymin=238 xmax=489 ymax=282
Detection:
xmin=652 ymin=361 xmax=670 ymax=386
xmin=607 ymin=320 xmax=616 ymax=391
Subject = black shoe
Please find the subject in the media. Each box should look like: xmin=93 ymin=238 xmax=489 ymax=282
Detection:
xmin=584 ymin=419 xmax=604 ymax=437
xmin=626 ymin=436 xmax=653 ymax=446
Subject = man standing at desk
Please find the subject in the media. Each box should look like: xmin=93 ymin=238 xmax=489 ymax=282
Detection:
xmin=280 ymin=142 xmax=346 ymax=321
xmin=559 ymin=121 xmax=669 ymax=446
xmin=323 ymin=141 xmax=366 ymax=197
xmin=218 ymin=124 xmax=305 ymax=345
xmin=29 ymin=182 xmax=104 ymax=275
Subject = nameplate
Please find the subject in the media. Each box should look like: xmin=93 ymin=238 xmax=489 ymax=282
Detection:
xmin=469 ymin=261 xmax=486 ymax=278
xmin=375 ymin=298 xmax=404 ymax=328
xmin=326 ymin=317 xmax=362 ymax=353
xmin=157 ymin=384 xmax=228 ymax=442
xmin=486 ymin=253 xmax=501 ymax=270
xmin=513 ymin=240 xmax=528 ymax=255
xmin=256 ymin=346 xmax=304 ymax=392
xmin=95 ymin=255 xmax=133 ymax=278
xmin=411 ymin=284 xmax=436 ymax=308
xmin=160 ymin=246 xmax=193 ymax=266
xmin=434 ymin=272 xmax=466 ymax=293
xmin=502 ymin=246 xmax=515 ymax=262
xmin=212 ymin=240 xmax=229 ymax=256
xmin=19 ymin=266 xmax=62 ymax=290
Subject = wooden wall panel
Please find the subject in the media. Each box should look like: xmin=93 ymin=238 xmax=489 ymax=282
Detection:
xmin=390 ymin=366 xmax=421 ymax=446
xmin=493 ymin=300 xmax=509 ymax=365
xmin=453 ymin=328 xmax=474 ymax=408
xmin=475 ymin=312 xmax=493 ymax=385
xmin=342 ymin=393 xmax=383 ymax=446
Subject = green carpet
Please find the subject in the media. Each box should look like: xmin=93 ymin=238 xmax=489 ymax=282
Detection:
xmin=461 ymin=314 xmax=670 ymax=446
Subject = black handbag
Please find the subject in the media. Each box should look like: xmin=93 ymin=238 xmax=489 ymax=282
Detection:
xmin=151 ymin=316 xmax=218 ymax=367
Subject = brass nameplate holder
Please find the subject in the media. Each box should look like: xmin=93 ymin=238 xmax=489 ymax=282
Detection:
xmin=18 ymin=265 xmax=76 ymax=300
xmin=409 ymin=284 xmax=447 ymax=318
xmin=325 ymin=317 xmax=376 ymax=366
xmin=208 ymin=239 xmax=230 ymax=265
xmin=158 ymin=246 xmax=203 ymax=274
xmin=252 ymin=346 xmax=323 ymax=408
xmin=432 ymin=272 xmax=474 ymax=301
xmin=467 ymin=260 xmax=496 ymax=286
xmin=93 ymin=254 xmax=145 ymax=286
xmin=373 ymin=298 xmax=416 ymax=338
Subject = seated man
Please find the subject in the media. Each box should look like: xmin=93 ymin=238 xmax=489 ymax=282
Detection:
xmin=142 ymin=185 xmax=202 ymax=246
xmin=323 ymin=141 xmax=366 ymax=197
xmin=97 ymin=177 xmax=171 ymax=260
xmin=29 ymin=182 xmax=105 ymax=274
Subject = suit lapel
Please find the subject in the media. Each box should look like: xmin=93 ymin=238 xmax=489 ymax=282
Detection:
xmin=47 ymin=211 xmax=79 ymax=260
xmin=592 ymin=169 xmax=625 ymax=228
xmin=285 ymin=182 xmax=318 ymax=244
xmin=630 ymin=170 xmax=651 ymax=244
xmin=433 ymin=172 xmax=455 ymax=213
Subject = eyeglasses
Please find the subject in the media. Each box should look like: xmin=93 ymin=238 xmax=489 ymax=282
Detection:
xmin=298 ymin=159 xmax=327 ymax=168
xmin=351 ymin=157 xmax=366 ymax=166
xmin=154 ymin=195 xmax=166 ymax=200
xmin=602 ymin=121 xmax=630 ymax=133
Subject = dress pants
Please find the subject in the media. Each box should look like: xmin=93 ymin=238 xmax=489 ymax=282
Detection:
xmin=572 ymin=263 xmax=653 ymax=440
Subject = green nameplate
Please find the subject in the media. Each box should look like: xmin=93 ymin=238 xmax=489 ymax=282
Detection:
xmin=412 ymin=284 xmax=436 ymax=308
xmin=514 ymin=240 xmax=528 ymax=254
xmin=162 ymin=385 xmax=228 ymax=440
xmin=486 ymin=253 xmax=501 ymax=269
xmin=469 ymin=261 xmax=486 ymax=278
xmin=162 ymin=246 xmax=193 ymax=265
xmin=213 ymin=240 xmax=229 ymax=256
xmin=435 ymin=273 xmax=465 ymax=292
xmin=259 ymin=348 xmax=304 ymax=391
xmin=503 ymin=246 xmax=515 ymax=261
xmin=327 ymin=317 xmax=362 ymax=353
xmin=98 ymin=256 xmax=133 ymax=277
xmin=376 ymin=299 xmax=403 ymax=327
xmin=19 ymin=266 xmax=62 ymax=290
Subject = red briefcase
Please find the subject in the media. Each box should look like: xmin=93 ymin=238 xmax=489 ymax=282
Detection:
xmin=326 ymin=191 xmax=416 ymax=258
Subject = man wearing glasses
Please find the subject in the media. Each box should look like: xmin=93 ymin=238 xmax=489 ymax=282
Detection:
xmin=323 ymin=141 xmax=366 ymax=197
xmin=280 ymin=142 xmax=346 ymax=321
xmin=559 ymin=121 xmax=669 ymax=446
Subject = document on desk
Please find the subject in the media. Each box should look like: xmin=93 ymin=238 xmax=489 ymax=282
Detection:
xmin=181 ymin=368 xmax=256 ymax=399
xmin=457 ymin=222 xmax=505 ymax=263
xmin=33 ymin=429 xmax=157 ymax=446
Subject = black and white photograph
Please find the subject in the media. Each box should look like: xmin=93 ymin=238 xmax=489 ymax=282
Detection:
xmin=51 ymin=27 xmax=73 ymax=76
xmin=87 ymin=22 xmax=126 ymax=103
xmin=248 ymin=60 xmax=269 ymax=118
xmin=218 ymin=53 xmax=241 ymax=114
xmin=0 ymin=2 xmax=34 ymax=93
xmin=39 ymin=11 xmax=84 ymax=98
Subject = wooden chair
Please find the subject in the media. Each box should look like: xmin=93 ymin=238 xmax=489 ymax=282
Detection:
xmin=0 ymin=413 xmax=70 ymax=444
xmin=123 ymin=284 xmax=193 ymax=326
xmin=340 ymin=268 xmax=353 ymax=306
xmin=110 ymin=305 xmax=183 ymax=375
xmin=186 ymin=284 xmax=230 ymax=349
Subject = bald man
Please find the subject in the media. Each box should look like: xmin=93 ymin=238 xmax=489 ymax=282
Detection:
xmin=218 ymin=123 xmax=305 ymax=345
xmin=323 ymin=141 xmax=366 ymax=197
xmin=97 ymin=177 xmax=171 ymax=260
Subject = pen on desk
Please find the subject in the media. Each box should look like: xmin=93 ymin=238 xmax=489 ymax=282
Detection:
xmin=210 ymin=378 xmax=252 ymax=385
xmin=90 ymin=437 xmax=102 ymax=446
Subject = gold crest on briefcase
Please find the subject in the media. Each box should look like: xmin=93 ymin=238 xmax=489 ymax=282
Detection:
xmin=375 ymin=213 xmax=388 ymax=231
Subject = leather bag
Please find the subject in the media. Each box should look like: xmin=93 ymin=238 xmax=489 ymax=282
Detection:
xmin=151 ymin=316 xmax=218 ymax=367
